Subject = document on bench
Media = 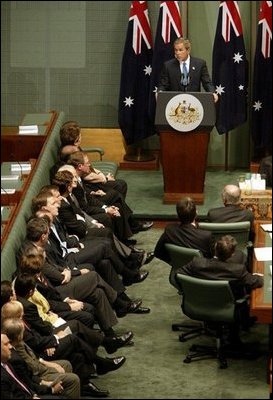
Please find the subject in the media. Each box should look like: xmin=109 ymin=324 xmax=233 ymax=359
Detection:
xmin=1 ymin=188 xmax=16 ymax=194
xmin=254 ymin=247 xmax=272 ymax=261
xmin=1 ymin=175 xmax=20 ymax=181
xmin=19 ymin=125 xmax=39 ymax=135
xmin=260 ymin=223 xmax=272 ymax=232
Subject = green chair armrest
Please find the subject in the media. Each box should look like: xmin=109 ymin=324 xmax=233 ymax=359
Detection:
xmin=82 ymin=146 xmax=105 ymax=161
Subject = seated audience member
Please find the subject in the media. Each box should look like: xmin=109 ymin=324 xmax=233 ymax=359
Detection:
xmin=30 ymin=192 xmax=150 ymax=289
xmin=2 ymin=317 xmax=80 ymax=399
xmin=1 ymin=331 xmax=65 ymax=399
xmin=155 ymin=196 xmax=247 ymax=266
xmin=51 ymin=170 xmax=154 ymax=267
xmin=258 ymin=155 xmax=272 ymax=187
xmin=207 ymin=184 xmax=255 ymax=269
xmin=1 ymin=280 xmax=17 ymax=307
xmin=58 ymin=120 xmax=128 ymax=198
xmin=67 ymin=151 xmax=153 ymax=242
xmin=19 ymin=217 xmax=149 ymax=316
xmin=207 ymin=184 xmax=254 ymax=235
xmin=53 ymin=121 xmax=153 ymax=235
xmin=154 ymin=197 xmax=215 ymax=263
xmin=18 ymin=243 xmax=148 ymax=329
xmin=175 ymin=235 xmax=264 ymax=345
xmin=1 ymin=302 xmax=113 ymax=397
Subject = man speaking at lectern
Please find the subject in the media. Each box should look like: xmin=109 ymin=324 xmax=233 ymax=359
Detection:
xmin=157 ymin=37 xmax=218 ymax=103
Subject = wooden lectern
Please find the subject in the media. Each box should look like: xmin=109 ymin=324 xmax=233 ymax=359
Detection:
xmin=155 ymin=92 xmax=216 ymax=204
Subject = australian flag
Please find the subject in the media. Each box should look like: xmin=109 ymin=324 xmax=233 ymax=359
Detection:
xmin=212 ymin=1 xmax=248 ymax=134
xmin=118 ymin=1 xmax=153 ymax=146
xmin=251 ymin=1 xmax=272 ymax=158
xmin=148 ymin=1 xmax=182 ymax=126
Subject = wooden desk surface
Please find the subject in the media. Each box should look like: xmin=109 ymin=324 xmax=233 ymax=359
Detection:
xmin=250 ymin=222 xmax=272 ymax=324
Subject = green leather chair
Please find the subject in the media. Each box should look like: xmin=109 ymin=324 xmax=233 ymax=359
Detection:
xmin=176 ymin=273 xmax=248 ymax=369
xmin=165 ymin=243 xmax=205 ymax=342
xmin=198 ymin=221 xmax=251 ymax=252
xmin=82 ymin=146 xmax=119 ymax=177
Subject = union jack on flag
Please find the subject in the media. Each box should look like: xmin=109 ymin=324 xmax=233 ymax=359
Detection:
xmin=118 ymin=1 xmax=154 ymax=145
xmin=212 ymin=1 xmax=248 ymax=134
xmin=251 ymin=1 xmax=272 ymax=158
xmin=148 ymin=1 xmax=183 ymax=126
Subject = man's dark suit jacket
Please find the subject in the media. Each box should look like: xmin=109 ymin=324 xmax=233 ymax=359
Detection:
xmin=154 ymin=222 xmax=214 ymax=263
xmin=207 ymin=204 xmax=255 ymax=242
xmin=207 ymin=204 xmax=254 ymax=225
xmin=1 ymin=363 xmax=36 ymax=399
xmin=176 ymin=256 xmax=264 ymax=298
xmin=158 ymin=56 xmax=215 ymax=92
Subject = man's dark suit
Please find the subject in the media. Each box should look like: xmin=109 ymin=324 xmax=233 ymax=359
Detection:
xmin=207 ymin=204 xmax=255 ymax=243
xmin=1 ymin=362 xmax=57 ymax=399
xmin=176 ymin=256 xmax=263 ymax=292
xmin=154 ymin=222 xmax=214 ymax=263
xmin=73 ymin=181 xmax=133 ymax=241
xmin=17 ymin=272 xmax=118 ymax=333
xmin=207 ymin=204 xmax=254 ymax=225
xmin=21 ymin=322 xmax=99 ymax=384
xmin=47 ymin=221 xmax=138 ymax=293
xmin=158 ymin=56 xmax=216 ymax=92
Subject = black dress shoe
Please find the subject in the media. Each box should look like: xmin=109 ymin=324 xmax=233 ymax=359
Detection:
xmin=81 ymin=381 xmax=109 ymax=397
xmin=134 ymin=270 xmax=149 ymax=283
xmin=96 ymin=356 xmax=126 ymax=375
xmin=137 ymin=221 xmax=154 ymax=231
xmin=131 ymin=306 xmax=151 ymax=314
xmin=124 ymin=239 xmax=137 ymax=246
xmin=123 ymin=271 xmax=149 ymax=286
xmin=127 ymin=299 xmax=142 ymax=313
xmin=143 ymin=251 xmax=154 ymax=265
xmin=116 ymin=299 xmax=142 ymax=317
xmin=130 ymin=245 xmax=145 ymax=253
xmin=131 ymin=221 xmax=154 ymax=234
xmin=104 ymin=331 xmax=134 ymax=354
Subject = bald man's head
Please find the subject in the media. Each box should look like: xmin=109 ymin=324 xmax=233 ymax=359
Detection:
xmin=222 ymin=185 xmax=241 ymax=205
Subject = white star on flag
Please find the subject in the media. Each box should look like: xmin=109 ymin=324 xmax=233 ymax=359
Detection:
xmin=215 ymin=84 xmax=225 ymax=95
xmin=252 ymin=100 xmax=262 ymax=111
xmin=233 ymin=52 xmax=243 ymax=63
xmin=238 ymin=85 xmax=244 ymax=90
xmin=143 ymin=65 xmax=152 ymax=75
xmin=123 ymin=97 xmax=134 ymax=107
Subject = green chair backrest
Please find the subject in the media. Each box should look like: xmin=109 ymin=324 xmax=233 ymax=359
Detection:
xmin=198 ymin=221 xmax=251 ymax=251
xmin=165 ymin=243 xmax=202 ymax=290
xmin=176 ymin=274 xmax=235 ymax=323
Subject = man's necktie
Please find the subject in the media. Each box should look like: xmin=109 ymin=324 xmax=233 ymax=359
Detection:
xmin=181 ymin=62 xmax=188 ymax=86
xmin=2 ymin=363 xmax=33 ymax=395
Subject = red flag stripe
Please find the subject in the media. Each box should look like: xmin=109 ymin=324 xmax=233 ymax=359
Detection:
xmin=221 ymin=1 xmax=243 ymax=42
xmin=258 ymin=1 xmax=272 ymax=58
xmin=161 ymin=1 xmax=182 ymax=44
xmin=130 ymin=1 xmax=152 ymax=54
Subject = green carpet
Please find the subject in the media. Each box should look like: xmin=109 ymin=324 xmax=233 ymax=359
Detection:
xmin=117 ymin=168 xmax=246 ymax=219
xmin=95 ymin=228 xmax=270 ymax=399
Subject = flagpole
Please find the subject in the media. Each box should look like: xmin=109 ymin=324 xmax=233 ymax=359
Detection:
xmin=224 ymin=131 xmax=229 ymax=171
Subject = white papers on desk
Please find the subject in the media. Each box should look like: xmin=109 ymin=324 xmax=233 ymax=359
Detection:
xmin=254 ymin=247 xmax=272 ymax=261
xmin=261 ymin=224 xmax=272 ymax=232
xmin=1 ymin=188 xmax=16 ymax=194
xmin=19 ymin=125 xmax=39 ymax=135
xmin=11 ymin=162 xmax=31 ymax=172
xmin=1 ymin=175 xmax=20 ymax=181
